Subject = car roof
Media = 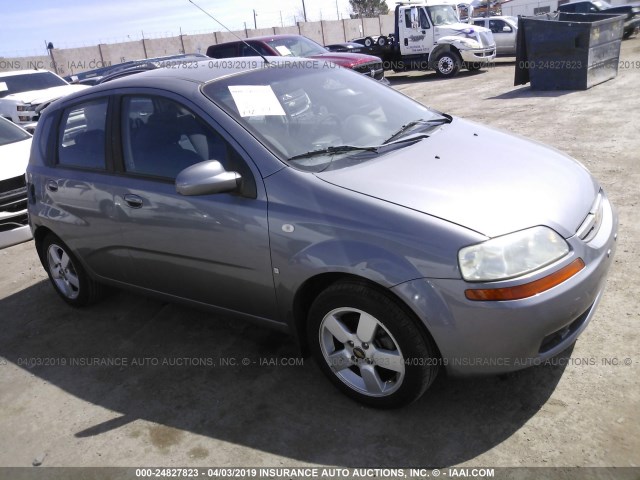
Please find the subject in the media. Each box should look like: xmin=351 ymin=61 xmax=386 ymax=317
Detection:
xmin=46 ymin=57 xmax=316 ymax=106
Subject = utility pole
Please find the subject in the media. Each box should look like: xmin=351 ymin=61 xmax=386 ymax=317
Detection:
xmin=302 ymin=0 xmax=307 ymax=21
xmin=280 ymin=11 xmax=284 ymax=27
xmin=336 ymin=0 xmax=339 ymax=19
xmin=253 ymin=9 xmax=257 ymax=29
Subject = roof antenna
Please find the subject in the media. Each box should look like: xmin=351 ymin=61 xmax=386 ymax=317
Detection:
xmin=187 ymin=0 xmax=271 ymax=65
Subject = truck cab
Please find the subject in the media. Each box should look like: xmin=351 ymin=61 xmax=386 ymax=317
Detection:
xmin=391 ymin=1 xmax=496 ymax=77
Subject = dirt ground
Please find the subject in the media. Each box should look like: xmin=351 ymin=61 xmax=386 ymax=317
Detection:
xmin=0 ymin=40 xmax=638 ymax=469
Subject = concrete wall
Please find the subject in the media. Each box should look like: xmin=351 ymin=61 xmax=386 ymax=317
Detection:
xmin=298 ymin=21 xmax=324 ymax=44
xmin=144 ymin=37 xmax=184 ymax=58
xmin=322 ymin=20 xmax=346 ymax=44
xmin=274 ymin=26 xmax=300 ymax=35
xmin=1 ymin=14 xmax=395 ymax=75
xmin=0 ymin=55 xmax=53 ymax=73
xmin=215 ymin=30 xmax=248 ymax=43
xmin=380 ymin=14 xmax=395 ymax=36
xmin=251 ymin=27 xmax=276 ymax=36
xmin=362 ymin=17 xmax=381 ymax=37
xmin=344 ymin=19 xmax=365 ymax=41
xmin=51 ymin=46 xmax=103 ymax=76
xmin=99 ymin=40 xmax=146 ymax=65
xmin=182 ymin=33 xmax=217 ymax=55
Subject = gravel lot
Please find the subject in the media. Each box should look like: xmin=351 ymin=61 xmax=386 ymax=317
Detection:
xmin=0 ymin=40 xmax=638 ymax=469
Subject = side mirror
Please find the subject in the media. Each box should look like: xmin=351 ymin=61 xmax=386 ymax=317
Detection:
xmin=175 ymin=160 xmax=240 ymax=196
xmin=503 ymin=25 xmax=512 ymax=32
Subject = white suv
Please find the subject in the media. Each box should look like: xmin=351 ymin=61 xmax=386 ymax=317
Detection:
xmin=0 ymin=117 xmax=32 ymax=249
xmin=0 ymin=70 xmax=87 ymax=127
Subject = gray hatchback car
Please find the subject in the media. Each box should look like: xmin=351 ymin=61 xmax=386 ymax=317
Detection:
xmin=26 ymin=57 xmax=617 ymax=407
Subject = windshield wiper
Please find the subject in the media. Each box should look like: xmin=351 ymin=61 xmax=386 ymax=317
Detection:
xmin=288 ymin=145 xmax=379 ymax=162
xmin=383 ymin=116 xmax=451 ymax=144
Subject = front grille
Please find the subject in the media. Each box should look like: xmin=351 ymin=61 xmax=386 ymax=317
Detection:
xmin=576 ymin=190 xmax=604 ymax=242
xmin=0 ymin=195 xmax=27 ymax=214
xmin=0 ymin=175 xmax=26 ymax=195
xmin=478 ymin=31 xmax=495 ymax=48
xmin=353 ymin=61 xmax=384 ymax=79
xmin=0 ymin=213 xmax=28 ymax=232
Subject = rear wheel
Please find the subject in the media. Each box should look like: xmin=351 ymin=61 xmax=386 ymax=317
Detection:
xmin=308 ymin=281 xmax=439 ymax=408
xmin=377 ymin=36 xmax=387 ymax=47
xmin=434 ymin=51 xmax=461 ymax=78
xmin=41 ymin=233 xmax=104 ymax=307
xmin=363 ymin=37 xmax=374 ymax=48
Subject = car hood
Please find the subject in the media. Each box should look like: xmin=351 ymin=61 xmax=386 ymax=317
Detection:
xmin=4 ymin=84 xmax=87 ymax=105
xmin=436 ymin=23 xmax=495 ymax=45
xmin=309 ymin=52 xmax=381 ymax=67
xmin=315 ymin=118 xmax=598 ymax=239
xmin=0 ymin=138 xmax=32 ymax=180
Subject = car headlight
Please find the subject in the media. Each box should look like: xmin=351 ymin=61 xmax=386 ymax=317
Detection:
xmin=16 ymin=105 xmax=30 ymax=112
xmin=458 ymin=226 xmax=570 ymax=282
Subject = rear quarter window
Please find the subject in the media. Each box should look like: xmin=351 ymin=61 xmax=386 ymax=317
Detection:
xmin=57 ymin=99 xmax=108 ymax=170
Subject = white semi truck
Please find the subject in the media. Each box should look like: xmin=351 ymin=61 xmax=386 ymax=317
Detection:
xmin=371 ymin=1 xmax=497 ymax=77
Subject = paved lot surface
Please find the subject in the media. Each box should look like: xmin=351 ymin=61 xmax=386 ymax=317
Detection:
xmin=0 ymin=40 xmax=639 ymax=468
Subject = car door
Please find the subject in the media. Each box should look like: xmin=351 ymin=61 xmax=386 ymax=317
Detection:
xmin=111 ymin=91 xmax=277 ymax=319
xmin=489 ymin=19 xmax=516 ymax=55
xmin=46 ymin=96 xmax=130 ymax=282
xmin=399 ymin=6 xmax=431 ymax=55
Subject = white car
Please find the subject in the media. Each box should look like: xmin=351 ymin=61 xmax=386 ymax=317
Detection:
xmin=471 ymin=16 xmax=518 ymax=55
xmin=0 ymin=70 xmax=87 ymax=127
xmin=0 ymin=117 xmax=32 ymax=249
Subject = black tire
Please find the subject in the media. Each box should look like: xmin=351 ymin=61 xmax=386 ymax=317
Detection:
xmin=377 ymin=36 xmax=387 ymax=47
xmin=40 ymin=233 xmax=104 ymax=307
xmin=434 ymin=51 xmax=461 ymax=78
xmin=307 ymin=280 xmax=439 ymax=408
xmin=363 ymin=37 xmax=374 ymax=48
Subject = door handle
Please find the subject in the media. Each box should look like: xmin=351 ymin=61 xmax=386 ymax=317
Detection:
xmin=123 ymin=194 xmax=144 ymax=208
xmin=46 ymin=180 xmax=58 ymax=192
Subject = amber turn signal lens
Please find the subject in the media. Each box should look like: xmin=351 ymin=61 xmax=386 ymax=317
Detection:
xmin=465 ymin=258 xmax=586 ymax=301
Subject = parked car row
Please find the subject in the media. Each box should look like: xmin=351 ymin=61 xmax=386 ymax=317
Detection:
xmin=558 ymin=0 xmax=640 ymax=38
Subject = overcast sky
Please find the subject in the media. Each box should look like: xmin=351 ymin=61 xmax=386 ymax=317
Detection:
xmin=0 ymin=0 xmax=383 ymax=58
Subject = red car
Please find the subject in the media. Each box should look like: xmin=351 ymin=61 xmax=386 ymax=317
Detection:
xmin=206 ymin=34 xmax=388 ymax=84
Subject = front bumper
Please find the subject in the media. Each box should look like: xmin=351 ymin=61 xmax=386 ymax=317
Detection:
xmin=0 ymin=225 xmax=32 ymax=249
xmin=392 ymin=196 xmax=618 ymax=376
xmin=460 ymin=47 xmax=496 ymax=64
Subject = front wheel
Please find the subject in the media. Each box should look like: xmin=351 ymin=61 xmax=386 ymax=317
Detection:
xmin=308 ymin=281 xmax=439 ymax=408
xmin=363 ymin=37 xmax=374 ymax=48
xmin=434 ymin=51 xmax=461 ymax=78
xmin=40 ymin=233 xmax=104 ymax=306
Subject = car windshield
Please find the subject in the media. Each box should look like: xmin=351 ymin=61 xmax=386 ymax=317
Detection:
xmin=265 ymin=36 xmax=328 ymax=57
xmin=427 ymin=5 xmax=460 ymax=25
xmin=0 ymin=71 xmax=67 ymax=98
xmin=0 ymin=118 xmax=30 ymax=146
xmin=203 ymin=62 xmax=446 ymax=171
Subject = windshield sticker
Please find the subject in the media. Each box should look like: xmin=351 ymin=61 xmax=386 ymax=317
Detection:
xmin=274 ymin=45 xmax=293 ymax=56
xmin=0 ymin=82 xmax=7 ymax=92
xmin=228 ymin=85 xmax=286 ymax=117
